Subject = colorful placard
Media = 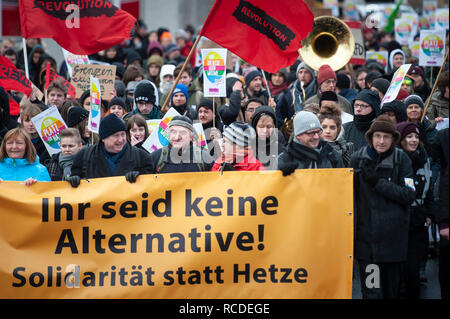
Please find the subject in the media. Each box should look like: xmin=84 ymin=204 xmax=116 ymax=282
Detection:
xmin=88 ymin=76 xmax=102 ymax=134
xmin=410 ymin=41 xmax=420 ymax=59
xmin=395 ymin=19 xmax=413 ymax=46
xmin=343 ymin=0 xmax=359 ymax=21
xmin=423 ymin=0 xmax=437 ymax=29
xmin=62 ymin=49 xmax=90 ymax=78
xmin=202 ymin=48 xmax=227 ymax=98
xmin=381 ymin=64 xmax=412 ymax=106
xmin=142 ymin=107 xmax=181 ymax=153
xmin=419 ymin=30 xmax=446 ymax=67
xmin=31 ymin=106 xmax=68 ymax=156
xmin=436 ymin=8 xmax=449 ymax=30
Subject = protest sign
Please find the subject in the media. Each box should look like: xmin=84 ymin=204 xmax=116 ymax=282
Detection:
xmin=146 ymin=120 xmax=161 ymax=136
xmin=366 ymin=51 xmax=389 ymax=73
xmin=419 ymin=30 xmax=446 ymax=67
xmin=423 ymin=1 xmax=437 ymax=29
xmin=381 ymin=64 xmax=411 ymax=105
xmin=142 ymin=108 xmax=181 ymax=153
xmin=395 ymin=19 xmax=413 ymax=46
xmin=410 ymin=41 xmax=420 ymax=59
xmin=62 ymin=49 xmax=90 ymax=78
xmin=202 ymin=49 xmax=227 ymax=97
xmin=88 ymin=76 xmax=102 ymax=134
xmin=343 ymin=0 xmax=359 ymax=21
xmin=70 ymin=64 xmax=116 ymax=99
xmin=31 ymin=106 xmax=68 ymax=156
xmin=345 ymin=21 xmax=365 ymax=65
xmin=436 ymin=8 xmax=449 ymax=30
xmin=0 ymin=169 xmax=354 ymax=299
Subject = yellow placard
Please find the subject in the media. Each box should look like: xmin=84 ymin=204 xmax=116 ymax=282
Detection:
xmin=0 ymin=169 xmax=353 ymax=299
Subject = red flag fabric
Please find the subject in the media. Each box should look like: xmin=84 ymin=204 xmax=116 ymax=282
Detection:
xmin=200 ymin=0 xmax=314 ymax=73
xmin=0 ymin=55 xmax=17 ymax=70
xmin=44 ymin=64 xmax=77 ymax=98
xmin=19 ymin=0 xmax=136 ymax=55
xmin=0 ymin=64 xmax=33 ymax=97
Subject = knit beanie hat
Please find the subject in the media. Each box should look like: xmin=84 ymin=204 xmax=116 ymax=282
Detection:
xmin=353 ymin=89 xmax=381 ymax=116
xmin=396 ymin=121 xmax=420 ymax=141
xmin=320 ymin=91 xmax=339 ymax=104
xmin=197 ymin=98 xmax=214 ymax=111
xmin=107 ymin=96 xmax=126 ymax=111
xmin=365 ymin=115 xmax=400 ymax=147
xmin=380 ymin=100 xmax=407 ymax=123
xmin=251 ymin=105 xmax=276 ymax=131
xmin=409 ymin=66 xmax=426 ymax=81
xmin=244 ymin=70 xmax=263 ymax=86
xmin=223 ymin=121 xmax=256 ymax=147
xmin=171 ymin=84 xmax=189 ymax=102
xmin=67 ymin=106 xmax=89 ymax=128
xmin=160 ymin=64 xmax=176 ymax=82
xmin=293 ymin=111 xmax=322 ymax=136
xmin=371 ymin=78 xmax=390 ymax=95
xmin=404 ymin=94 xmax=425 ymax=109
xmin=317 ymin=64 xmax=336 ymax=86
xmin=99 ymin=113 xmax=126 ymax=140
xmin=296 ymin=62 xmax=315 ymax=79
xmin=134 ymin=80 xmax=156 ymax=105
xmin=168 ymin=115 xmax=196 ymax=138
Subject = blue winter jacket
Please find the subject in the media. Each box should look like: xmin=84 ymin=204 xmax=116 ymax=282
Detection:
xmin=0 ymin=156 xmax=51 ymax=182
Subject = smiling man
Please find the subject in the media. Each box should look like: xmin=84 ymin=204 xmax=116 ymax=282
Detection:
xmin=68 ymin=114 xmax=153 ymax=187
xmin=350 ymin=115 xmax=416 ymax=299
xmin=278 ymin=111 xmax=343 ymax=175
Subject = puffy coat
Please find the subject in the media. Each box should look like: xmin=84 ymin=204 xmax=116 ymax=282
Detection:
xmin=0 ymin=156 xmax=51 ymax=182
xmin=351 ymin=146 xmax=416 ymax=262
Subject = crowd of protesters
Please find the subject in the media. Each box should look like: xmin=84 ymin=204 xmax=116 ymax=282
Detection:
xmin=0 ymin=15 xmax=448 ymax=300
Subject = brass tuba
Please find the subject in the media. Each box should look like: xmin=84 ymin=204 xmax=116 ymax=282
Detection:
xmin=299 ymin=16 xmax=355 ymax=71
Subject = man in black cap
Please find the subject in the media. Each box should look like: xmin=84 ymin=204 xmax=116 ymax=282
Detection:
xmin=408 ymin=66 xmax=431 ymax=102
xmin=370 ymin=78 xmax=390 ymax=101
xmin=68 ymin=114 xmax=153 ymax=187
xmin=123 ymin=80 xmax=163 ymax=122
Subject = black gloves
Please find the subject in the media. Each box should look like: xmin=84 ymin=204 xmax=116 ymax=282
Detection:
xmin=67 ymin=176 xmax=81 ymax=188
xmin=125 ymin=171 xmax=140 ymax=183
xmin=280 ymin=161 xmax=297 ymax=176
xmin=361 ymin=163 xmax=380 ymax=187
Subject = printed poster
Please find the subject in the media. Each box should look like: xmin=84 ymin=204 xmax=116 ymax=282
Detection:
xmin=436 ymin=8 xmax=449 ymax=30
xmin=366 ymin=51 xmax=389 ymax=73
xmin=62 ymin=49 xmax=90 ymax=78
xmin=395 ymin=19 xmax=413 ymax=46
xmin=31 ymin=106 xmax=68 ymax=156
xmin=202 ymin=48 xmax=227 ymax=98
xmin=142 ymin=107 xmax=181 ymax=153
xmin=419 ymin=30 xmax=446 ymax=67
xmin=88 ymin=76 xmax=102 ymax=134
xmin=381 ymin=64 xmax=412 ymax=105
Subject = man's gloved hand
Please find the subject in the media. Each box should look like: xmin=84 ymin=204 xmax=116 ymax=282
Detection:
xmin=67 ymin=176 xmax=81 ymax=188
xmin=280 ymin=161 xmax=297 ymax=176
xmin=125 ymin=171 xmax=140 ymax=183
xmin=361 ymin=163 xmax=380 ymax=187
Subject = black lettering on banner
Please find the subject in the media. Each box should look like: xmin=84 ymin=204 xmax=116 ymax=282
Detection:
xmin=232 ymin=0 xmax=295 ymax=51
xmin=34 ymin=0 xmax=117 ymax=20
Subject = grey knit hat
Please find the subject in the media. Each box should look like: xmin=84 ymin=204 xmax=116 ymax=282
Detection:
xmin=223 ymin=121 xmax=256 ymax=147
xmin=168 ymin=115 xmax=197 ymax=139
xmin=293 ymin=111 xmax=322 ymax=136
xmin=404 ymin=94 xmax=425 ymax=110
xmin=296 ymin=62 xmax=315 ymax=79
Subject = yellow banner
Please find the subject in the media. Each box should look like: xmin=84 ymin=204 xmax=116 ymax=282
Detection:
xmin=0 ymin=169 xmax=353 ymax=299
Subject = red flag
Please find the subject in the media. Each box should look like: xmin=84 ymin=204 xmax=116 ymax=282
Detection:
xmin=19 ymin=0 xmax=136 ymax=55
xmin=200 ymin=0 xmax=314 ymax=73
xmin=0 ymin=55 xmax=17 ymax=70
xmin=0 ymin=64 xmax=33 ymax=97
xmin=44 ymin=64 xmax=77 ymax=98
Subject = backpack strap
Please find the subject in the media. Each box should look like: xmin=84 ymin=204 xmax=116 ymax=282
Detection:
xmin=156 ymin=146 xmax=170 ymax=173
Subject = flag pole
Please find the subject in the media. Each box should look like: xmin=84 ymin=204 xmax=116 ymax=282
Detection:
xmin=262 ymin=71 xmax=272 ymax=99
xmin=213 ymin=96 xmax=216 ymax=128
xmin=161 ymin=35 xmax=202 ymax=113
xmin=421 ymin=48 xmax=449 ymax=123
xmin=22 ymin=38 xmax=30 ymax=79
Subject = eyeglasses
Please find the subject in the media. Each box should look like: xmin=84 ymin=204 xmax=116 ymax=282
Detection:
xmin=354 ymin=103 xmax=371 ymax=110
xmin=322 ymin=79 xmax=336 ymax=86
xmin=304 ymin=129 xmax=322 ymax=137
xmin=137 ymin=101 xmax=153 ymax=106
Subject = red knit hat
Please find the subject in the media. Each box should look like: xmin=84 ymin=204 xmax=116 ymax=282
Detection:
xmin=317 ymin=64 xmax=337 ymax=86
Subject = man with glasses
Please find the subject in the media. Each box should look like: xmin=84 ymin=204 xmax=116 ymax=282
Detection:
xmin=124 ymin=80 xmax=163 ymax=122
xmin=278 ymin=111 xmax=343 ymax=176
xmin=343 ymin=89 xmax=381 ymax=152
xmin=304 ymin=64 xmax=352 ymax=114
xmin=244 ymin=98 xmax=264 ymax=124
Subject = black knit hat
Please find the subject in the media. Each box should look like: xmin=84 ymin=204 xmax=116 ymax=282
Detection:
xmin=67 ymin=106 xmax=89 ymax=127
xmin=353 ymin=89 xmax=381 ymax=116
xmin=251 ymin=106 xmax=276 ymax=131
xmin=371 ymin=78 xmax=390 ymax=95
xmin=197 ymin=98 xmax=214 ymax=111
xmin=320 ymin=91 xmax=339 ymax=104
xmin=99 ymin=113 xmax=126 ymax=140
xmin=336 ymin=74 xmax=350 ymax=89
xmin=107 ymin=96 xmax=126 ymax=111
xmin=380 ymin=100 xmax=407 ymax=123
xmin=244 ymin=70 xmax=262 ymax=86
xmin=134 ymin=80 xmax=156 ymax=105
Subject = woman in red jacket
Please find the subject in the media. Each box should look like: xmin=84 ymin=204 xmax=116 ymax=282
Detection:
xmin=212 ymin=122 xmax=265 ymax=172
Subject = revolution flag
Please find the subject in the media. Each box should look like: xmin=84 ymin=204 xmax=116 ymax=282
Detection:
xmin=199 ymin=0 xmax=314 ymax=73
xmin=19 ymin=0 xmax=136 ymax=55
xmin=0 ymin=64 xmax=33 ymax=97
